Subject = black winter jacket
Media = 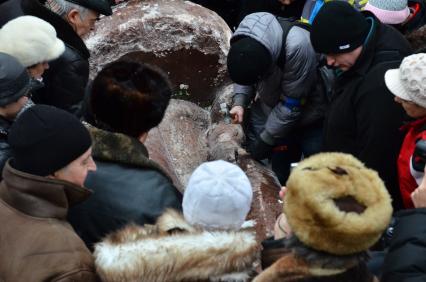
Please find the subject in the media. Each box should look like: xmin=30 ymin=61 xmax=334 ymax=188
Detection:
xmin=0 ymin=0 xmax=22 ymax=27
xmin=381 ymin=208 xmax=426 ymax=282
xmin=20 ymin=0 xmax=90 ymax=116
xmin=322 ymin=14 xmax=413 ymax=211
xmin=68 ymin=126 xmax=182 ymax=250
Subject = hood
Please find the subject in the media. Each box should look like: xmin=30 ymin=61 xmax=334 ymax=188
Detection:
xmin=233 ymin=12 xmax=283 ymax=62
xmin=94 ymin=210 xmax=259 ymax=282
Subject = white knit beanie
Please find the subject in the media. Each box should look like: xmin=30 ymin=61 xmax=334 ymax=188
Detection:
xmin=364 ymin=0 xmax=410 ymax=25
xmin=183 ymin=160 xmax=253 ymax=231
xmin=0 ymin=16 xmax=65 ymax=67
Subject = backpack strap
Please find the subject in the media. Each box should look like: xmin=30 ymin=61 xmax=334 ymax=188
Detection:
xmin=276 ymin=17 xmax=311 ymax=71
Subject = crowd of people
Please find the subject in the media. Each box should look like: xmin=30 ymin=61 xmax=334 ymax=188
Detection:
xmin=1 ymin=0 xmax=426 ymax=281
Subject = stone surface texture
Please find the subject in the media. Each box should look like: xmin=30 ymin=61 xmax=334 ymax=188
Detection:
xmin=86 ymin=0 xmax=232 ymax=106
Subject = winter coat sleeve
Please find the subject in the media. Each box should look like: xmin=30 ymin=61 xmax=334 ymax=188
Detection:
xmin=381 ymin=209 xmax=426 ymax=282
xmin=262 ymin=27 xmax=317 ymax=143
xmin=40 ymin=47 xmax=89 ymax=116
xmin=233 ymin=84 xmax=256 ymax=108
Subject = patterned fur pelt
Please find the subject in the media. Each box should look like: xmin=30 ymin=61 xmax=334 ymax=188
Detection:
xmin=94 ymin=210 xmax=259 ymax=282
xmin=254 ymin=237 xmax=375 ymax=282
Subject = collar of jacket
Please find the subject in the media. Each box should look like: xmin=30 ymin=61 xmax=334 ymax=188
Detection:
xmin=20 ymin=0 xmax=90 ymax=60
xmin=86 ymin=125 xmax=173 ymax=183
xmin=400 ymin=116 xmax=426 ymax=132
xmin=0 ymin=161 xmax=92 ymax=219
xmin=94 ymin=209 xmax=258 ymax=282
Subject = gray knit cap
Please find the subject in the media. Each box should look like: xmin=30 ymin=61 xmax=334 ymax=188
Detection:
xmin=367 ymin=0 xmax=407 ymax=10
xmin=364 ymin=0 xmax=410 ymax=24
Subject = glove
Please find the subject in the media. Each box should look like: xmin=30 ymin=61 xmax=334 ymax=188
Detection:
xmin=250 ymin=137 xmax=274 ymax=161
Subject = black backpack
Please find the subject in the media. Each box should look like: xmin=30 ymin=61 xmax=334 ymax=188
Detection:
xmin=275 ymin=17 xmax=311 ymax=71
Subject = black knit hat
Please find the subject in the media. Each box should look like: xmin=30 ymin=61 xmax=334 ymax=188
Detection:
xmin=227 ymin=36 xmax=273 ymax=86
xmin=9 ymin=105 xmax=92 ymax=176
xmin=0 ymin=52 xmax=31 ymax=107
xmin=310 ymin=1 xmax=370 ymax=54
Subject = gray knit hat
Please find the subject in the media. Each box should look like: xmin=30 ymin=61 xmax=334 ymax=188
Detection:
xmin=364 ymin=0 xmax=410 ymax=24
xmin=0 ymin=52 xmax=31 ymax=107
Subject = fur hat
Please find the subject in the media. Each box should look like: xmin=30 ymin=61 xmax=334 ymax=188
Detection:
xmin=0 ymin=16 xmax=65 ymax=67
xmin=183 ymin=160 xmax=253 ymax=230
xmin=284 ymin=153 xmax=393 ymax=255
xmin=91 ymin=60 xmax=172 ymax=138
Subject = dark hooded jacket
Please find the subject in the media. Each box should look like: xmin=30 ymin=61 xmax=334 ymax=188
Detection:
xmin=322 ymin=14 xmax=412 ymax=210
xmin=68 ymin=126 xmax=183 ymax=250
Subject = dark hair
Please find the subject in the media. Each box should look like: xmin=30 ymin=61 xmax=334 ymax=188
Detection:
xmin=91 ymin=61 xmax=172 ymax=138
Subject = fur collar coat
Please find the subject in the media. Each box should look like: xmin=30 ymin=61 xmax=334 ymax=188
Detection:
xmin=94 ymin=210 xmax=259 ymax=282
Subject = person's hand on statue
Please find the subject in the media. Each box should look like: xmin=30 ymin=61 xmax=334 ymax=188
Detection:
xmin=230 ymin=106 xmax=244 ymax=124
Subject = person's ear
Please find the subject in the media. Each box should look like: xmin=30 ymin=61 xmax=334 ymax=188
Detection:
xmin=66 ymin=9 xmax=81 ymax=28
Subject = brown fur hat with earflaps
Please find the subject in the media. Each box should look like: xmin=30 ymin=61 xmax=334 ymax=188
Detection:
xmin=284 ymin=152 xmax=393 ymax=256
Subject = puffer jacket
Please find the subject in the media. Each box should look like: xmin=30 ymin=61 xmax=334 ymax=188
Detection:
xmin=21 ymin=0 xmax=90 ymax=116
xmin=68 ymin=126 xmax=183 ymax=250
xmin=232 ymin=12 xmax=321 ymax=143
xmin=94 ymin=209 xmax=259 ymax=282
xmin=0 ymin=161 xmax=98 ymax=281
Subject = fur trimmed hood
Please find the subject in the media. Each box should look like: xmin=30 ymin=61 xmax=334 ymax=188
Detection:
xmin=94 ymin=210 xmax=259 ymax=282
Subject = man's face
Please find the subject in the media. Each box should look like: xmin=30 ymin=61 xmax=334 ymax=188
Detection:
xmin=326 ymin=46 xmax=363 ymax=72
xmin=67 ymin=9 xmax=99 ymax=37
xmin=53 ymin=147 xmax=97 ymax=187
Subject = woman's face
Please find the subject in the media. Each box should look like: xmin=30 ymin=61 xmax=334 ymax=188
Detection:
xmin=27 ymin=62 xmax=49 ymax=79
xmin=394 ymin=96 xmax=426 ymax=118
